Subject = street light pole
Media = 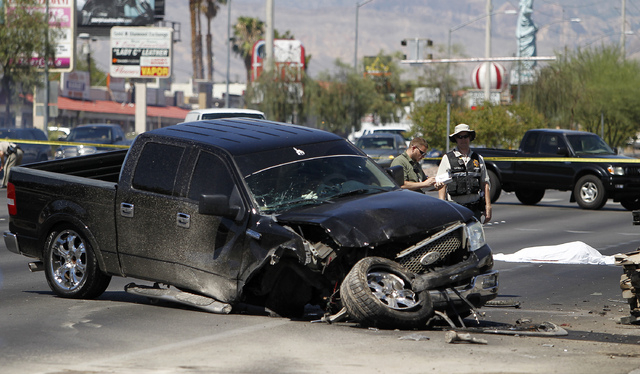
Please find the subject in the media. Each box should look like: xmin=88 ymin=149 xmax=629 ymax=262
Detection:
xmin=354 ymin=0 xmax=374 ymax=72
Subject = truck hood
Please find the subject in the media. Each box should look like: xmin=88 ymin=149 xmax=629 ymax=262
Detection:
xmin=276 ymin=190 xmax=472 ymax=247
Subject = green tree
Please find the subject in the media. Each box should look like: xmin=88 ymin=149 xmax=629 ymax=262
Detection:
xmin=409 ymin=101 xmax=453 ymax=151
xmin=230 ymin=18 xmax=306 ymax=85
xmin=411 ymin=102 xmax=545 ymax=151
xmin=458 ymin=103 xmax=545 ymax=148
xmin=189 ymin=0 xmax=202 ymax=79
xmin=0 ymin=0 xmax=59 ymax=126
xmin=246 ymin=66 xmax=311 ymax=124
xmin=202 ymin=0 xmax=227 ymax=82
xmin=308 ymin=59 xmax=378 ymax=136
xmin=231 ymin=17 xmax=264 ymax=84
xmin=526 ymin=45 xmax=640 ymax=148
xmin=362 ymin=51 xmax=411 ymax=125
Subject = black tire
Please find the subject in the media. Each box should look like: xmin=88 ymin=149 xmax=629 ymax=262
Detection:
xmin=620 ymin=197 xmax=640 ymax=211
xmin=44 ymin=226 xmax=111 ymax=299
xmin=340 ymin=257 xmax=434 ymax=329
xmin=487 ymin=169 xmax=501 ymax=203
xmin=574 ymin=175 xmax=607 ymax=210
xmin=515 ymin=188 xmax=545 ymax=205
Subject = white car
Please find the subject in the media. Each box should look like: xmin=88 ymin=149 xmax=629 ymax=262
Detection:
xmin=184 ymin=108 xmax=266 ymax=122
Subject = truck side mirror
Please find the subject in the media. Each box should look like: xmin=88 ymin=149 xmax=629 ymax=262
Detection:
xmin=556 ymin=147 xmax=569 ymax=156
xmin=386 ymin=165 xmax=404 ymax=186
xmin=199 ymin=194 xmax=244 ymax=221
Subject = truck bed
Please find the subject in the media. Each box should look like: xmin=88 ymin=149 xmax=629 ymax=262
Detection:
xmin=27 ymin=149 xmax=128 ymax=182
xmin=7 ymin=150 xmax=127 ymax=269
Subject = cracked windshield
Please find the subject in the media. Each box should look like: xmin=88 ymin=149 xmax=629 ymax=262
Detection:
xmin=246 ymin=155 xmax=396 ymax=214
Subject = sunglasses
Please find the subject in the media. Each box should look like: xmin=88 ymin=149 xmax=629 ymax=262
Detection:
xmin=455 ymin=134 xmax=470 ymax=140
xmin=414 ymin=146 xmax=427 ymax=156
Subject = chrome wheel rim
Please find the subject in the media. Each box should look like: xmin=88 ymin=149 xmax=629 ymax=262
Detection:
xmin=580 ymin=182 xmax=599 ymax=203
xmin=49 ymin=230 xmax=88 ymax=291
xmin=367 ymin=271 xmax=419 ymax=310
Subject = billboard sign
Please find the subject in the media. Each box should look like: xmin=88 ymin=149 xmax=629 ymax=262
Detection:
xmin=60 ymin=71 xmax=91 ymax=100
xmin=251 ymin=39 xmax=305 ymax=82
xmin=110 ymin=26 xmax=172 ymax=78
xmin=77 ymin=0 xmax=164 ymax=35
xmin=6 ymin=0 xmax=75 ymax=72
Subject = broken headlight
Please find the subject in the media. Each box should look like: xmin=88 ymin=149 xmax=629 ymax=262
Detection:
xmin=465 ymin=219 xmax=486 ymax=252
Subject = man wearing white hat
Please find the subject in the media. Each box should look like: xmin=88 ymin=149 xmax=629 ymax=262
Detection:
xmin=436 ymin=124 xmax=492 ymax=222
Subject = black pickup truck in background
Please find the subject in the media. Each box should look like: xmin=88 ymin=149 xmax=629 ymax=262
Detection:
xmin=4 ymin=119 xmax=498 ymax=329
xmin=474 ymin=129 xmax=640 ymax=210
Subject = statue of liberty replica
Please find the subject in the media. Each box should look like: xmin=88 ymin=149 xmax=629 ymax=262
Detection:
xmin=511 ymin=0 xmax=537 ymax=85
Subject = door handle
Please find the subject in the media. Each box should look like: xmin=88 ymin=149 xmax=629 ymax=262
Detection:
xmin=177 ymin=213 xmax=191 ymax=229
xmin=120 ymin=203 xmax=134 ymax=218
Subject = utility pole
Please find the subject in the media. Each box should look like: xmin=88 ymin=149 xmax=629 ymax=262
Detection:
xmin=621 ymin=0 xmax=627 ymax=59
xmin=44 ymin=0 xmax=49 ymax=130
xmin=225 ymin=0 xmax=231 ymax=107
xmin=265 ymin=0 xmax=274 ymax=73
xmin=484 ymin=0 xmax=492 ymax=102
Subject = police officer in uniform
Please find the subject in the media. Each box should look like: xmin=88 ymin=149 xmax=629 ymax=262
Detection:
xmin=0 ymin=141 xmax=23 ymax=188
xmin=390 ymin=137 xmax=437 ymax=193
xmin=436 ymin=124 xmax=492 ymax=222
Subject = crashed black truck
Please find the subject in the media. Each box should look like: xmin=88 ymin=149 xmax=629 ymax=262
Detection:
xmin=4 ymin=119 xmax=498 ymax=329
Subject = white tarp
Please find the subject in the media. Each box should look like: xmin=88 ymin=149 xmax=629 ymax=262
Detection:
xmin=493 ymin=241 xmax=616 ymax=266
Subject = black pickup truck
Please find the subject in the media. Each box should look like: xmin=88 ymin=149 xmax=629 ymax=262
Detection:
xmin=4 ymin=119 xmax=498 ymax=329
xmin=474 ymin=129 xmax=640 ymax=210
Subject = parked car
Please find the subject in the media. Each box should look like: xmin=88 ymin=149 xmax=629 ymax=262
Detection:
xmin=0 ymin=127 xmax=52 ymax=164
xmin=184 ymin=108 xmax=266 ymax=122
xmin=54 ymin=124 xmax=131 ymax=159
xmin=355 ymin=133 xmax=407 ymax=168
xmin=5 ymin=118 xmax=498 ymax=329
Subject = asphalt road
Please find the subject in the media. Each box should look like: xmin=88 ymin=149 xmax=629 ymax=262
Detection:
xmin=1 ymin=190 xmax=640 ymax=374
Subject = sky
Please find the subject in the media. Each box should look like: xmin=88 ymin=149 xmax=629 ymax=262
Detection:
xmin=79 ymin=0 xmax=638 ymax=87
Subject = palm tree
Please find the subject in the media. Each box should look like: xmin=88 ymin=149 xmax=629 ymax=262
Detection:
xmin=202 ymin=0 xmax=226 ymax=82
xmin=231 ymin=17 xmax=264 ymax=84
xmin=189 ymin=0 xmax=202 ymax=80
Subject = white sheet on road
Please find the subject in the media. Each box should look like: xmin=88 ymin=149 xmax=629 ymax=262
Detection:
xmin=493 ymin=241 xmax=616 ymax=265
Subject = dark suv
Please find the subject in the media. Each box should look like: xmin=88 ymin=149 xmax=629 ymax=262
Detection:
xmin=0 ymin=127 xmax=52 ymax=164
xmin=55 ymin=124 xmax=131 ymax=159
xmin=355 ymin=133 xmax=407 ymax=168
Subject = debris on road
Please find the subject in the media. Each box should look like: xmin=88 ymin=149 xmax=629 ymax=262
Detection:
xmin=399 ymin=334 xmax=430 ymax=341
xmin=485 ymin=299 xmax=521 ymax=308
xmin=445 ymin=331 xmax=488 ymax=345
xmin=614 ymin=249 xmax=640 ymax=325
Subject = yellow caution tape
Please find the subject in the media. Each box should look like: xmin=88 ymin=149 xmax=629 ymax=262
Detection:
xmin=482 ymin=156 xmax=640 ymax=163
xmin=0 ymin=138 xmax=131 ymax=149
xmin=422 ymin=156 xmax=640 ymax=163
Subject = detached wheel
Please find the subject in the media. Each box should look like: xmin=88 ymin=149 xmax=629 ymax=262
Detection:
xmin=340 ymin=257 xmax=433 ymax=329
xmin=44 ymin=227 xmax=111 ymax=299
xmin=574 ymin=175 xmax=607 ymax=210
xmin=620 ymin=197 xmax=640 ymax=211
xmin=487 ymin=169 xmax=501 ymax=203
xmin=515 ymin=188 xmax=545 ymax=205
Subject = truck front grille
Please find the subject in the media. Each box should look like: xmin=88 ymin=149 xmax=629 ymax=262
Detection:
xmin=396 ymin=230 xmax=466 ymax=274
xmin=626 ymin=166 xmax=640 ymax=176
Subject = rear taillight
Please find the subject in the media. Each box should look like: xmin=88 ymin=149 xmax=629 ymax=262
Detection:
xmin=7 ymin=182 xmax=16 ymax=216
